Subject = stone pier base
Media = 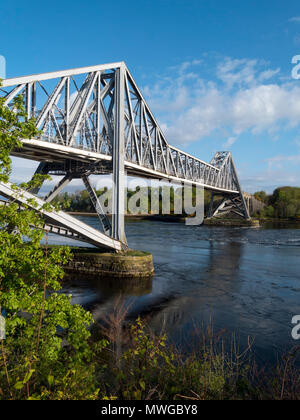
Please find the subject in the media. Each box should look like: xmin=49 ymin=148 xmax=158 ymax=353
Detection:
xmin=65 ymin=248 xmax=154 ymax=279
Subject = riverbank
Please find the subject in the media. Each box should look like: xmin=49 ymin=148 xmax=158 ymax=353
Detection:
xmin=68 ymin=212 xmax=186 ymax=223
xmin=258 ymin=217 xmax=300 ymax=226
xmin=203 ymin=218 xmax=260 ymax=227
xmin=91 ymin=314 xmax=300 ymax=400
xmin=69 ymin=212 xmax=300 ymax=227
xmin=69 ymin=212 xmax=260 ymax=226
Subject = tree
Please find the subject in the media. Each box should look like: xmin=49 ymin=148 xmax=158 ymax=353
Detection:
xmin=270 ymin=187 xmax=300 ymax=219
xmin=254 ymin=191 xmax=268 ymax=204
xmin=0 ymin=83 xmax=103 ymax=400
xmin=263 ymin=205 xmax=275 ymax=218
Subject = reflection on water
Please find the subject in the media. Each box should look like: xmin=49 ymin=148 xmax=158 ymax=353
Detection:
xmin=63 ymin=274 xmax=152 ymax=299
xmin=53 ymin=217 xmax=300 ymax=365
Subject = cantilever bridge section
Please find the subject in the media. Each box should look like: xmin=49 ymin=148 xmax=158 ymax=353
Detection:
xmin=0 ymin=62 xmax=250 ymax=250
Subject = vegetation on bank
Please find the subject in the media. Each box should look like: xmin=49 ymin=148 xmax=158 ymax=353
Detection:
xmin=0 ymin=84 xmax=299 ymax=400
xmin=93 ymin=312 xmax=300 ymax=401
xmin=0 ymin=83 xmax=101 ymax=399
xmin=253 ymin=187 xmax=300 ymax=219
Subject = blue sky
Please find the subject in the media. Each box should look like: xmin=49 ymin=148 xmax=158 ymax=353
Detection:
xmin=2 ymin=0 xmax=300 ymax=192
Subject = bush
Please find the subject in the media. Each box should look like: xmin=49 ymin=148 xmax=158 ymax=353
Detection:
xmin=0 ymin=86 xmax=102 ymax=400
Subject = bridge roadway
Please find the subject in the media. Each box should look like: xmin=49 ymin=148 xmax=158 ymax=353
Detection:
xmin=10 ymin=138 xmax=239 ymax=195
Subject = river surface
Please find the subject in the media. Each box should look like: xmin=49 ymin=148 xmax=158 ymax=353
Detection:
xmin=49 ymin=217 xmax=300 ymax=365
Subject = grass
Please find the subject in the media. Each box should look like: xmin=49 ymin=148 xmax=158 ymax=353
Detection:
xmin=47 ymin=245 xmax=151 ymax=257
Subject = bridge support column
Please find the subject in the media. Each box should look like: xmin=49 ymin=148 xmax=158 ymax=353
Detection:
xmin=207 ymin=192 xmax=251 ymax=219
xmin=82 ymin=174 xmax=112 ymax=236
xmin=112 ymin=65 xmax=127 ymax=246
xmin=230 ymin=158 xmax=251 ymax=220
xmin=207 ymin=153 xmax=251 ymax=220
xmin=208 ymin=193 xmax=215 ymax=218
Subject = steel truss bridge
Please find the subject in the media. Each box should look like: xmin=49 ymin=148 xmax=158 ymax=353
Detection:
xmin=0 ymin=62 xmax=250 ymax=251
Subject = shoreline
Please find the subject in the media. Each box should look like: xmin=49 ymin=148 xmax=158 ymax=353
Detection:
xmin=67 ymin=212 xmax=187 ymax=223
xmin=67 ymin=212 xmax=300 ymax=226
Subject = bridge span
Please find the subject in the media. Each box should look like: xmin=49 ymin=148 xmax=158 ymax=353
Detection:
xmin=0 ymin=62 xmax=250 ymax=250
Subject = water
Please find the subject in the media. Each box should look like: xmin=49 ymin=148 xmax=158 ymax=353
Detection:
xmin=49 ymin=217 xmax=300 ymax=365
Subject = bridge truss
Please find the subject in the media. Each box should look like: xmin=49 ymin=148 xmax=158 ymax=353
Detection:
xmin=0 ymin=62 xmax=250 ymax=250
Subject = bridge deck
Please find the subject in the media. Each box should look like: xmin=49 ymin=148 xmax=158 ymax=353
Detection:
xmin=12 ymin=139 xmax=239 ymax=195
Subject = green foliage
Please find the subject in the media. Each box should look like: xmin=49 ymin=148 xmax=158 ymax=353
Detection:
xmin=0 ymin=86 xmax=102 ymax=400
xmin=117 ymin=317 xmax=175 ymax=400
xmin=254 ymin=187 xmax=300 ymax=219
xmin=97 ymin=315 xmax=300 ymax=400
xmin=0 ymin=94 xmax=38 ymax=183
xmin=261 ymin=205 xmax=275 ymax=218
xmin=99 ymin=317 xmax=257 ymax=400
xmin=254 ymin=191 xmax=268 ymax=204
xmin=270 ymin=186 xmax=300 ymax=218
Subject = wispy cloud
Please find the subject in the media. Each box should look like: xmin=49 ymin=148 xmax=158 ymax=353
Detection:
xmin=217 ymin=58 xmax=258 ymax=89
xmin=289 ymin=16 xmax=300 ymax=23
xmin=142 ymin=56 xmax=298 ymax=147
xmin=266 ymin=154 xmax=300 ymax=169
xmin=241 ymin=168 xmax=300 ymax=193
xmin=223 ymin=136 xmax=237 ymax=149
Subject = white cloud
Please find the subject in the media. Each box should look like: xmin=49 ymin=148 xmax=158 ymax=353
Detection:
xmin=258 ymin=68 xmax=280 ymax=82
xmin=141 ymin=57 xmax=300 ymax=147
xmin=266 ymin=153 xmax=300 ymax=169
xmin=229 ymin=84 xmax=300 ymax=134
xmin=223 ymin=136 xmax=237 ymax=149
xmin=169 ymin=60 xmax=202 ymax=74
xmin=217 ymin=58 xmax=258 ymax=88
xmin=289 ymin=16 xmax=300 ymax=23
xmin=241 ymin=169 xmax=300 ymax=193
xmin=216 ymin=57 xmax=280 ymax=89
